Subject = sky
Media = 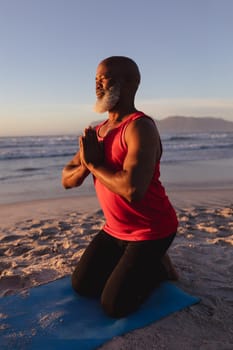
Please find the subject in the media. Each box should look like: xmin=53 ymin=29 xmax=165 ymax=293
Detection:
xmin=0 ymin=0 xmax=233 ymax=136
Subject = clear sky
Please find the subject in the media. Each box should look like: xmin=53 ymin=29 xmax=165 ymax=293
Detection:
xmin=1 ymin=0 xmax=233 ymax=136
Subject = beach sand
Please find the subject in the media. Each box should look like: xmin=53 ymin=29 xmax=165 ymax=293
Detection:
xmin=0 ymin=189 xmax=233 ymax=349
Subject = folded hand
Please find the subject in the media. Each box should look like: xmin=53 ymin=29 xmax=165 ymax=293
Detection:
xmin=79 ymin=127 xmax=104 ymax=169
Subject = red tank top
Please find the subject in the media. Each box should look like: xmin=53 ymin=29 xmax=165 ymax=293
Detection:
xmin=94 ymin=112 xmax=178 ymax=241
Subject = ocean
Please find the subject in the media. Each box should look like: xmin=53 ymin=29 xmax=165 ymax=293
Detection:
xmin=1 ymin=132 xmax=233 ymax=204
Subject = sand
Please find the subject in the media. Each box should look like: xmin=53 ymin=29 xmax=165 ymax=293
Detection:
xmin=0 ymin=190 xmax=233 ymax=349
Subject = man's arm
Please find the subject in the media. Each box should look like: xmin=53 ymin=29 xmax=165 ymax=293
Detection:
xmin=81 ymin=118 xmax=161 ymax=202
xmin=62 ymin=151 xmax=90 ymax=189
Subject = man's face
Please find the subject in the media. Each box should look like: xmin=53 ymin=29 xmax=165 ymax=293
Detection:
xmin=94 ymin=63 xmax=121 ymax=113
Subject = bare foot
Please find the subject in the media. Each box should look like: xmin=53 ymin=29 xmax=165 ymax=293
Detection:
xmin=162 ymin=253 xmax=179 ymax=281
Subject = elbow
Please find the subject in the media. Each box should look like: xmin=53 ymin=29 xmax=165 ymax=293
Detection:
xmin=61 ymin=170 xmax=70 ymax=189
xmin=61 ymin=173 xmax=75 ymax=189
xmin=63 ymin=184 xmax=71 ymax=190
xmin=61 ymin=169 xmax=76 ymax=189
xmin=62 ymin=178 xmax=71 ymax=189
xmin=62 ymin=175 xmax=84 ymax=189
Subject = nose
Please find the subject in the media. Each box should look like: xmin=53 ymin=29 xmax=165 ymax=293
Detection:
xmin=96 ymin=82 xmax=104 ymax=98
xmin=96 ymin=80 xmax=102 ymax=89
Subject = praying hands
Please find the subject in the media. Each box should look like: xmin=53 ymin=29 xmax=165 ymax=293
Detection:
xmin=79 ymin=127 xmax=104 ymax=169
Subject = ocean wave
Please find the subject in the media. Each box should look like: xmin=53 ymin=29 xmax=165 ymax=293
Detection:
xmin=0 ymin=152 xmax=75 ymax=161
xmin=163 ymin=140 xmax=233 ymax=151
xmin=0 ymin=136 xmax=77 ymax=150
xmin=198 ymin=143 xmax=233 ymax=150
xmin=162 ymin=135 xmax=197 ymax=141
xmin=0 ymin=173 xmax=40 ymax=181
xmin=0 ymin=133 xmax=232 ymax=164
xmin=18 ymin=167 xmax=42 ymax=172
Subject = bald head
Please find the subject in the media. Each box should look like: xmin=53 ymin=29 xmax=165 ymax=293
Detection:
xmin=94 ymin=56 xmax=141 ymax=113
xmin=99 ymin=56 xmax=141 ymax=90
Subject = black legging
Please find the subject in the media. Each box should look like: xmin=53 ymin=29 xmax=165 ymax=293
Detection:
xmin=72 ymin=230 xmax=176 ymax=318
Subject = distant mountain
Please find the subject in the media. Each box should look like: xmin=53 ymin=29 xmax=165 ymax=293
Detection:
xmin=90 ymin=116 xmax=233 ymax=133
xmin=90 ymin=120 xmax=104 ymax=127
xmin=156 ymin=116 xmax=233 ymax=133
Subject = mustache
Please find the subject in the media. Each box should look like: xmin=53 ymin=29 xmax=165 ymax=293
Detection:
xmin=96 ymin=88 xmax=105 ymax=98
xmin=96 ymin=83 xmax=121 ymax=99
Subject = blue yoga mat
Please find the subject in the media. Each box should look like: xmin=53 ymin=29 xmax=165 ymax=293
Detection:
xmin=0 ymin=276 xmax=199 ymax=350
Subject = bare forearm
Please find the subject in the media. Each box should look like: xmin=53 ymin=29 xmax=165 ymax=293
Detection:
xmin=62 ymin=165 xmax=90 ymax=189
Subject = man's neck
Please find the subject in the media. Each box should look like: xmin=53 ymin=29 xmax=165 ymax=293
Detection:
xmin=108 ymin=106 xmax=138 ymax=123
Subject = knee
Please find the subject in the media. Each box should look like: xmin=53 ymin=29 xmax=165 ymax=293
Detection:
xmin=71 ymin=267 xmax=100 ymax=298
xmin=100 ymin=290 xmax=134 ymax=319
xmin=71 ymin=269 xmax=84 ymax=295
xmin=100 ymin=293 xmax=122 ymax=318
xmin=71 ymin=268 xmax=89 ymax=297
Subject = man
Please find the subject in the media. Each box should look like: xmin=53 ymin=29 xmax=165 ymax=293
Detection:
xmin=62 ymin=56 xmax=178 ymax=318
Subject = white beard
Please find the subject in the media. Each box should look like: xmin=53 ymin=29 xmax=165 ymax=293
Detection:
xmin=94 ymin=83 xmax=121 ymax=113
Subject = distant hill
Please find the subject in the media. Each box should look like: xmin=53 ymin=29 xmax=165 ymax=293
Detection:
xmin=90 ymin=116 xmax=233 ymax=133
xmin=90 ymin=120 xmax=104 ymax=127
xmin=156 ymin=116 xmax=233 ymax=133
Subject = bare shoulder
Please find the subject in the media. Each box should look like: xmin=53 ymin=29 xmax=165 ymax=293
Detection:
xmin=124 ymin=116 xmax=162 ymax=161
xmin=125 ymin=116 xmax=160 ymax=141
